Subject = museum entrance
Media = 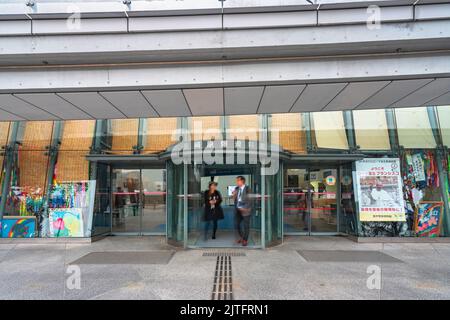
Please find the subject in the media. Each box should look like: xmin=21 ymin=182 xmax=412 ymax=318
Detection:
xmin=167 ymin=162 xmax=283 ymax=248
xmin=187 ymin=165 xmax=262 ymax=248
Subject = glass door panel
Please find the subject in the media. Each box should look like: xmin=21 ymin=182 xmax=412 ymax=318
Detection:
xmin=283 ymin=168 xmax=310 ymax=233
xmin=111 ymin=167 xmax=167 ymax=235
xmin=166 ymin=162 xmax=185 ymax=246
xmin=248 ymin=165 xmax=262 ymax=247
xmin=186 ymin=164 xmax=262 ymax=248
xmin=92 ymin=163 xmax=111 ymax=236
xmin=264 ymin=162 xmax=283 ymax=246
xmin=141 ymin=168 xmax=167 ymax=234
xmin=111 ymin=168 xmax=141 ymax=233
xmin=309 ymin=168 xmax=338 ymax=233
xmin=340 ymin=165 xmax=357 ymax=235
xmin=187 ymin=164 xmax=203 ymax=246
xmin=283 ymin=166 xmax=339 ymax=234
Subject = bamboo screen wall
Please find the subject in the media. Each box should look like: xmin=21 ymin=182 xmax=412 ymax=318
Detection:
xmin=270 ymin=114 xmax=306 ymax=154
xmin=0 ymin=122 xmax=10 ymax=147
xmin=110 ymin=119 xmax=139 ymax=154
xmin=59 ymin=120 xmax=95 ymax=151
xmin=190 ymin=116 xmax=222 ymax=141
xmin=18 ymin=121 xmax=53 ymax=191
xmin=143 ymin=118 xmax=178 ymax=153
xmin=227 ymin=115 xmax=259 ymax=141
xmin=56 ymin=120 xmax=96 ymax=182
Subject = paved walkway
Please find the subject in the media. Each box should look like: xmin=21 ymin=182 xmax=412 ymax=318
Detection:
xmin=0 ymin=236 xmax=449 ymax=299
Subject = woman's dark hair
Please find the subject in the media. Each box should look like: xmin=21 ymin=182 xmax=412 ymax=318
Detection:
xmin=208 ymin=181 xmax=218 ymax=188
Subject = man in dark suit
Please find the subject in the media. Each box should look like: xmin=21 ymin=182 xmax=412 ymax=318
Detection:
xmin=233 ymin=176 xmax=252 ymax=246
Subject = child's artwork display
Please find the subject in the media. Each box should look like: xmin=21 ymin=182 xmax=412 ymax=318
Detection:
xmin=48 ymin=180 xmax=95 ymax=237
xmin=1 ymin=216 xmax=36 ymax=238
xmin=414 ymin=201 xmax=444 ymax=237
xmin=48 ymin=208 xmax=84 ymax=237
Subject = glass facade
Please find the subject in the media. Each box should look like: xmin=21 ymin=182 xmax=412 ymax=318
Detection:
xmin=4 ymin=121 xmax=53 ymax=218
xmin=0 ymin=122 xmax=11 ymax=198
xmin=0 ymin=105 xmax=449 ymax=243
xmin=353 ymin=109 xmax=391 ymax=150
xmin=311 ymin=111 xmax=349 ymax=150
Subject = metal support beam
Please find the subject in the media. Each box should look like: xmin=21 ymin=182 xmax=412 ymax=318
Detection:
xmin=303 ymin=113 xmax=313 ymax=153
xmin=1 ymin=15 xmax=450 ymax=66
xmin=343 ymin=110 xmax=357 ymax=153
xmin=436 ymin=149 xmax=450 ymax=236
xmin=1 ymin=52 xmax=450 ymax=93
xmin=0 ymin=121 xmax=20 ymax=220
xmin=41 ymin=120 xmax=63 ymax=237
xmin=136 ymin=118 xmax=146 ymax=154
xmin=385 ymin=108 xmax=400 ymax=156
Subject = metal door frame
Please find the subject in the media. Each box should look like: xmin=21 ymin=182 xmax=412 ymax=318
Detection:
xmin=184 ymin=163 xmax=264 ymax=249
xmin=110 ymin=166 xmax=166 ymax=236
xmin=284 ymin=165 xmax=342 ymax=236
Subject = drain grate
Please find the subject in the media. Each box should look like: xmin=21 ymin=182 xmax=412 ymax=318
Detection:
xmin=203 ymin=251 xmax=246 ymax=257
xmin=211 ymin=255 xmax=233 ymax=300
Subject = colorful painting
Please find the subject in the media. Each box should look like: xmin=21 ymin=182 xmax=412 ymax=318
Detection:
xmin=49 ymin=208 xmax=84 ymax=237
xmin=415 ymin=201 xmax=444 ymax=237
xmin=1 ymin=217 xmax=36 ymax=238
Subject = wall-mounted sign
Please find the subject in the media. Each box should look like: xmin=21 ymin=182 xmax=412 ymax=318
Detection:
xmin=355 ymin=158 xmax=406 ymax=222
xmin=325 ymin=175 xmax=336 ymax=186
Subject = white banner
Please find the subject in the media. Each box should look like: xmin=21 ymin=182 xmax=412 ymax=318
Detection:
xmin=411 ymin=153 xmax=426 ymax=182
xmin=355 ymin=158 xmax=406 ymax=222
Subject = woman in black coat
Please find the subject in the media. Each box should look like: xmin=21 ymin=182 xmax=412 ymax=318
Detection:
xmin=204 ymin=181 xmax=224 ymax=240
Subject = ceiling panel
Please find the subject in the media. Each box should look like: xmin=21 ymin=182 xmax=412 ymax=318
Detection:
xmin=224 ymin=86 xmax=264 ymax=115
xmin=394 ymin=78 xmax=450 ymax=108
xmin=141 ymin=90 xmax=191 ymax=117
xmin=0 ymin=108 xmax=24 ymax=121
xmin=356 ymin=79 xmax=434 ymax=109
xmin=100 ymin=91 xmax=158 ymax=118
xmin=16 ymin=93 xmax=92 ymax=120
xmin=323 ymin=81 xmax=390 ymax=111
xmin=183 ymin=88 xmax=223 ymax=116
xmin=426 ymin=91 xmax=450 ymax=106
xmin=0 ymin=94 xmax=58 ymax=120
xmin=258 ymin=85 xmax=305 ymax=114
xmin=57 ymin=92 xmax=125 ymax=119
xmin=291 ymin=83 xmax=348 ymax=112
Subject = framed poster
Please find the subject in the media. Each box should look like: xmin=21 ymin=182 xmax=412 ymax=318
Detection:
xmin=1 ymin=216 xmax=36 ymax=238
xmin=414 ymin=201 xmax=443 ymax=237
xmin=355 ymin=158 xmax=406 ymax=222
xmin=49 ymin=208 xmax=84 ymax=237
